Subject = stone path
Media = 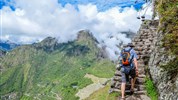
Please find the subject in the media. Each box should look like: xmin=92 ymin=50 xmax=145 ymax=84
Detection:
xmin=76 ymin=74 xmax=109 ymax=100
xmin=109 ymin=20 xmax=158 ymax=100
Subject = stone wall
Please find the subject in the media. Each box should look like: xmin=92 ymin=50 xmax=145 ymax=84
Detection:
xmin=148 ymin=24 xmax=178 ymax=99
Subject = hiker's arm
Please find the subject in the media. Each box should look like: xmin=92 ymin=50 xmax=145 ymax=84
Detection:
xmin=133 ymin=58 xmax=138 ymax=70
xmin=134 ymin=58 xmax=138 ymax=76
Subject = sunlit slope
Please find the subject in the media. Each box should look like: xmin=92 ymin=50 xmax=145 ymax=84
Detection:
xmin=0 ymin=30 xmax=115 ymax=100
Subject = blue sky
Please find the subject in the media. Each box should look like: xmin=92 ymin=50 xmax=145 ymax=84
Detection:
xmin=0 ymin=0 xmax=15 ymax=10
xmin=0 ymin=0 xmax=145 ymax=11
xmin=58 ymin=0 xmax=145 ymax=11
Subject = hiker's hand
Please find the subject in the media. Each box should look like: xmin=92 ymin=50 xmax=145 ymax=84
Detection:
xmin=136 ymin=68 xmax=139 ymax=76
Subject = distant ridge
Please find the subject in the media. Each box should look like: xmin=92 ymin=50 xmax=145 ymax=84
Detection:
xmin=0 ymin=41 xmax=20 ymax=51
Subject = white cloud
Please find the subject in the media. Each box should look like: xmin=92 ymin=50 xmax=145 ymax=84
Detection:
xmin=0 ymin=0 xmax=154 ymax=60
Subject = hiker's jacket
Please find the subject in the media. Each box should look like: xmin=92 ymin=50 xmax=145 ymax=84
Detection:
xmin=119 ymin=47 xmax=138 ymax=69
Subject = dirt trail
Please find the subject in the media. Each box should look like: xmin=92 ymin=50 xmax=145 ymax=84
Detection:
xmin=75 ymin=74 xmax=109 ymax=100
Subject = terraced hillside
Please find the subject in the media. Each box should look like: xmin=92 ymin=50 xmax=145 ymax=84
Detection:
xmin=0 ymin=30 xmax=115 ymax=100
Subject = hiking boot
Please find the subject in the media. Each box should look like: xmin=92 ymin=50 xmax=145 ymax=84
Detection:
xmin=118 ymin=97 xmax=125 ymax=100
xmin=130 ymin=88 xmax=134 ymax=95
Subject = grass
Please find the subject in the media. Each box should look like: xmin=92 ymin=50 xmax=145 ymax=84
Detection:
xmin=0 ymin=32 xmax=115 ymax=100
xmin=145 ymin=77 xmax=158 ymax=100
xmin=85 ymin=85 xmax=120 ymax=100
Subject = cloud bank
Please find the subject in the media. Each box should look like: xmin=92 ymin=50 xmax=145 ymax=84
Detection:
xmin=0 ymin=0 xmax=153 ymax=60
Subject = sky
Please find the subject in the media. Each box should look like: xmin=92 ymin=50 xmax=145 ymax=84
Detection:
xmin=0 ymin=0 xmax=154 ymax=60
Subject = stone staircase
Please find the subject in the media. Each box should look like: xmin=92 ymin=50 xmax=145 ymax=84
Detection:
xmin=109 ymin=20 xmax=159 ymax=99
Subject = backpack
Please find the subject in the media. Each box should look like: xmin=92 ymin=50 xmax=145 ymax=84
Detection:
xmin=121 ymin=48 xmax=133 ymax=66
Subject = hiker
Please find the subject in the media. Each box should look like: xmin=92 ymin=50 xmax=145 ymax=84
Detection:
xmin=119 ymin=43 xmax=138 ymax=99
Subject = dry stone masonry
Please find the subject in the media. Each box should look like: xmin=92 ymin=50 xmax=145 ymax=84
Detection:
xmin=110 ymin=20 xmax=159 ymax=99
xmin=148 ymin=22 xmax=178 ymax=99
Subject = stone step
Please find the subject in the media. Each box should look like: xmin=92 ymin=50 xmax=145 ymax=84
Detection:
xmin=116 ymin=85 xmax=146 ymax=91
xmin=140 ymin=34 xmax=154 ymax=38
xmin=139 ymin=29 xmax=150 ymax=31
xmin=136 ymin=78 xmax=146 ymax=84
xmin=144 ymin=42 xmax=152 ymax=46
xmin=111 ymin=81 xmax=146 ymax=88
xmin=112 ymin=89 xmax=147 ymax=95
xmin=138 ymin=68 xmax=145 ymax=74
xmin=140 ymin=55 xmax=150 ymax=59
xmin=132 ymin=39 xmax=141 ymax=42
xmin=133 ymin=38 xmax=153 ymax=42
xmin=148 ymin=38 xmax=154 ymax=42
xmin=139 ymin=38 xmax=152 ymax=42
xmin=137 ymin=61 xmax=145 ymax=65
xmin=138 ymin=74 xmax=146 ymax=78
xmin=138 ymin=63 xmax=145 ymax=67
xmin=114 ymin=70 xmax=122 ymax=76
xmin=139 ymin=35 xmax=153 ymax=38
xmin=135 ymin=51 xmax=141 ymax=55
xmin=113 ymin=76 xmax=146 ymax=84
xmin=135 ymin=45 xmax=150 ymax=49
xmin=133 ymin=90 xmax=147 ymax=95
xmin=114 ymin=70 xmax=146 ymax=78
xmin=139 ymin=34 xmax=149 ymax=36
xmin=134 ymin=42 xmax=144 ymax=45
xmin=134 ymin=47 xmax=144 ymax=51
xmin=114 ymin=69 xmax=146 ymax=78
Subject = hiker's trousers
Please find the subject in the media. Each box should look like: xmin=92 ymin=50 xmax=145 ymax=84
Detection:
xmin=121 ymin=66 xmax=136 ymax=83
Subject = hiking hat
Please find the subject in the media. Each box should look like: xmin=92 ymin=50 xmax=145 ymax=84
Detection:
xmin=122 ymin=44 xmax=127 ymax=48
xmin=127 ymin=43 xmax=135 ymax=47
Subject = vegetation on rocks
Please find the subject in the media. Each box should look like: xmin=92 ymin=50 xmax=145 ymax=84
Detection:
xmin=155 ymin=0 xmax=178 ymax=73
xmin=145 ymin=77 xmax=158 ymax=100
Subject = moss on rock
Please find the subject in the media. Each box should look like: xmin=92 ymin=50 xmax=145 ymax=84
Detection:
xmin=155 ymin=0 xmax=178 ymax=73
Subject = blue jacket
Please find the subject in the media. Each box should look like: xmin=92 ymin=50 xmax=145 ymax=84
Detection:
xmin=120 ymin=47 xmax=138 ymax=69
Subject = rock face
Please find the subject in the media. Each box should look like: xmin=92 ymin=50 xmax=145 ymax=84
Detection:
xmin=110 ymin=20 xmax=158 ymax=99
xmin=148 ymin=26 xmax=178 ymax=99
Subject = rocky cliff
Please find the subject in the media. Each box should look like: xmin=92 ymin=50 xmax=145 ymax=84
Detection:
xmin=148 ymin=0 xmax=178 ymax=99
xmin=148 ymin=25 xmax=178 ymax=100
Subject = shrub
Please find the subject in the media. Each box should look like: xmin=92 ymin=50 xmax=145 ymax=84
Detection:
xmin=145 ymin=77 xmax=158 ymax=100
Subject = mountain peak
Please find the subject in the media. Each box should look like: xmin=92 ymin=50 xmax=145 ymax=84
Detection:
xmin=33 ymin=37 xmax=58 ymax=52
xmin=77 ymin=30 xmax=99 ymax=43
xmin=40 ymin=37 xmax=58 ymax=45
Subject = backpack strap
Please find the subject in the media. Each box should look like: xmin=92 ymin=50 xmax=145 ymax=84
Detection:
xmin=128 ymin=47 xmax=132 ymax=53
xmin=123 ymin=47 xmax=132 ymax=53
xmin=129 ymin=48 xmax=134 ymax=62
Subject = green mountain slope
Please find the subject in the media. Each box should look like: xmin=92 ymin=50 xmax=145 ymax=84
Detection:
xmin=0 ymin=30 xmax=115 ymax=100
xmin=0 ymin=49 xmax=6 ymax=57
